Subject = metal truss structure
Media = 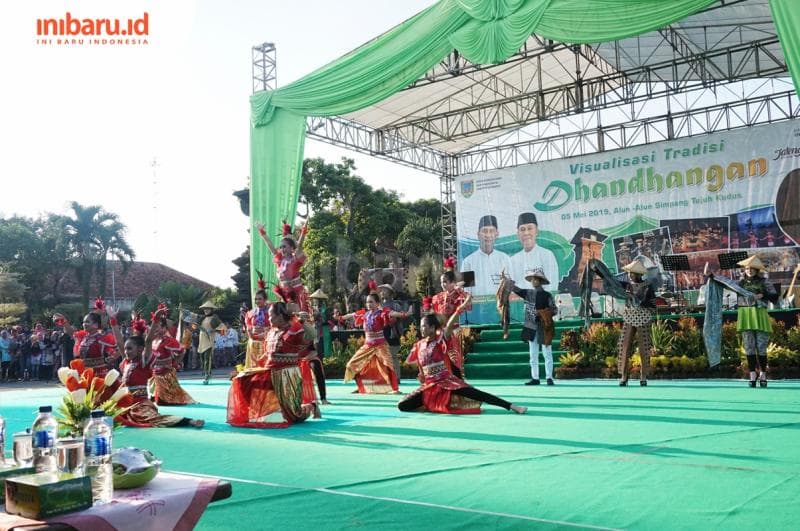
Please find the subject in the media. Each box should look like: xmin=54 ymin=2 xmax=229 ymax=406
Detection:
xmin=252 ymin=42 xmax=277 ymax=93
xmin=255 ymin=0 xmax=795 ymax=257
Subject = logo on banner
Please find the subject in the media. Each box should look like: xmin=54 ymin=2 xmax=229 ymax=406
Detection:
xmin=35 ymin=12 xmax=150 ymax=47
xmin=461 ymin=180 xmax=474 ymax=198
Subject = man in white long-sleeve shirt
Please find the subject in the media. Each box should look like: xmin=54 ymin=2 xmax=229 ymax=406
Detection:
xmin=460 ymin=215 xmax=511 ymax=296
xmin=510 ymin=212 xmax=559 ymax=290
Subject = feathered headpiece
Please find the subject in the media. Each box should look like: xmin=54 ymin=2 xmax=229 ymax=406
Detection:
xmin=443 ymin=255 xmax=456 ymax=272
xmin=367 ymin=280 xmax=378 ymax=294
xmin=93 ymin=297 xmax=106 ymax=313
xmin=422 ymin=296 xmax=433 ymax=312
xmin=282 ymin=219 xmax=292 ymax=237
xmin=131 ymin=312 xmax=148 ymax=336
xmin=151 ymin=303 xmax=169 ymax=323
xmin=256 ymin=269 xmax=266 ymax=290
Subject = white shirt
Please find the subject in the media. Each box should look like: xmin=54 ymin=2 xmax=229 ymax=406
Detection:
xmin=460 ymin=248 xmax=512 ymax=296
xmin=224 ymin=328 xmax=239 ymax=348
xmin=510 ymin=245 xmax=559 ymax=290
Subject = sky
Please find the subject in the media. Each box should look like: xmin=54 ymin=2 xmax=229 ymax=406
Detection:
xmin=0 ymin=0 xmax=439 ymax=288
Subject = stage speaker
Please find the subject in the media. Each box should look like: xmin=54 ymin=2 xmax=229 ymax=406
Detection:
xmin=367 ymin=267 xmax=408 ymax=294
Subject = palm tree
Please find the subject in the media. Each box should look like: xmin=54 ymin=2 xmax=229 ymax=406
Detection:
xmin=63 ymin=202 xmax=135 ymax=307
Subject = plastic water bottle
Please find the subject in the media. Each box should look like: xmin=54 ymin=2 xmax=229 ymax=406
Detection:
xmin=31 ymin=405 xmax=58 ymax=473
xmin=84 ymin=410 xmax=113 ymax=504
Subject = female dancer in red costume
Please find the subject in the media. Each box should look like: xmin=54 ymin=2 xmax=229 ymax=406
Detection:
xmin=399 ymin=309 xmax=527 ymax=415
xmin=147 ymin=305 xmax=197 ymax=405
xmin=343 ymin=293 xmax=409 ymax=394
xmin=227 ymin=302 xmax=320 ymax=428
xmin=244 ymin=285 xmax=271 ymax=369
xmin=431 ymin=267 xmax=472 ymax=377
xmin=111 ymin=308 xmax=204 ymax=428
xmin=256 ymin=220 xmax=310 ymax=313
xmin=54 ymin=298 xmax=118 ymax=379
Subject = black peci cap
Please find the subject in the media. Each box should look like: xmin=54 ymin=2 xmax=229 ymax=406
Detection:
xmin=478 ymin=215 xmax=498 ymax=230
xmin=517 ymin=212 xmax=538 ymax=227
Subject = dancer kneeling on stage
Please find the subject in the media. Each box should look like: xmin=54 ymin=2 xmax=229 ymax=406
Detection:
xmin=736 ymin=254 xmax=778 ymax=387
xmin=398 ymin=309 xmax=527 ymax=415
xmin=343 ymin=293 xmax=409 ymax=394
xmin=112 ymin=307 xmax=204 ymax=428
xmin=227 ymin=302 xmax=320 ymax=428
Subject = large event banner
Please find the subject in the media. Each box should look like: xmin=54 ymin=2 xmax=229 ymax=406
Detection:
xmin=456 ymin=119 xmax=800 ymax=324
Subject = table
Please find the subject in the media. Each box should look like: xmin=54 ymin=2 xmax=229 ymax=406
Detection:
xmin=1 ymin=473 xmax=231 ymax=531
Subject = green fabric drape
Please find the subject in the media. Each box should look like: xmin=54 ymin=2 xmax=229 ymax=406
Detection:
xmin=250 ymin=0 xmax=799 ymax=298
xmin=770 ymin=0 xmax=800 ymax=97
xmin=249 ymin=108 xmax=307 ymax=299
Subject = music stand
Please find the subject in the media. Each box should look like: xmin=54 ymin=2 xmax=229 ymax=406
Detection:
xmin=718 ymin=251 xmax=749 ymax=270
xmin=660 ymin=255 xmax=691 ymax=313
xmin=660 ymin=254 xmax=690 ymax=272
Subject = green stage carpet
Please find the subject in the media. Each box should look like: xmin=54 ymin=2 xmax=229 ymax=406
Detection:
xmin=2 ymin=378 xmax=799 ymax=530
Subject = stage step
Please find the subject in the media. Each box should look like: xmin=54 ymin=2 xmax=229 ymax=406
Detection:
xmin=466 ymin=352 xmax=531 ymax=364
xmin=465 ymin=320 xmax=583 ymax=378
xmin=464 ymin=361 xmax=562 ymax=380
xmin=478 ymin=326 xmax=574 ymax=343
xmin=472 ymin=339 xmax=562 ymax=353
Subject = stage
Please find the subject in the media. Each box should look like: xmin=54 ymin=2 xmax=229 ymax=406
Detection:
xmin=2 ymin=378 xmax=799 ymax=529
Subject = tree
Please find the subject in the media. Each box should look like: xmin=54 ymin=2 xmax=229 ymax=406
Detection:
xmin=62 ymin=202 xmax=135 ymax=305
xmin=395 ymin=217 xmax=442 ymax=263
xmin=231 ymin=247 xmax=251 ymax=300
xmin=95 ymin=220 xmax=135 ymax=298
xmin=0 ymin=272 xmax=28 ymax=326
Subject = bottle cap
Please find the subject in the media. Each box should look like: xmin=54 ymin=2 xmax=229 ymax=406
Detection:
xmin=39 ymin=406 xmax=52 ymax=413
xmin=91 ymin=410 xmax=105 ymax=419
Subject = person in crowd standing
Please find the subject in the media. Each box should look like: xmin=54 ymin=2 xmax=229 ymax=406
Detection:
xmin=0 ymin=330 xmax=11 ymax=381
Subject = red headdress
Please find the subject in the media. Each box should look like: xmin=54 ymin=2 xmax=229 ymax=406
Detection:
xmin=93 ymin=297 xmax=106 ymax=313
xmin=131 ymin=314 xmax=148 ymax=336
xmin=151 ymin=303 xmax=169 ymax=324
xmin=256 ymin=270 xmax=266 ymax=290
xmin=367 ymin=280 xmax=378 ymax=294
xmin=443 ymin=255 xmax=456 ymax=272
xmin=282 ymin=219 xmax=292 ymax=237
xmin=422 ymin=296 xmax=433 ymax=312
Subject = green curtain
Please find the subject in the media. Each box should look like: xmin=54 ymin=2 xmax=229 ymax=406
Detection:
xmin=249 ymin=108 xmax=307 ymax=299
xmin=770 ymin=0 xmax=800 ymax=97
xmin=250 ymin=0 xmax=799 ymax=298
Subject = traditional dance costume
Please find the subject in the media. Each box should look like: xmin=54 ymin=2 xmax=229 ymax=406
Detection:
xmin=431 ymin=288 xmax=470 ymax=375
xmin=149 ymin=335 xmax=196 ymax=405
xmin=273 ymin=252 xmax=310 ymax=312
xmin=244 ymin=304 xmax=270 ymax=369
xmin=399 ymin=334 xmax=512 ymax=414
xmin=227 ymin=320 xmax=318 ymax=428
xmin=738 ymin=272 xmax=777 ymax=385
xmin=510 ymin=277 xmax=557 ymax=383
xmin=197 ymin=308 xmax=222 ymax=383
xmin=118 ymin=357 xmax=194 ymax=428
xmin=72 ymin=330 xmax=116 ymax=378
xmin=344 ymin=308 xmax=400 ymax=394
xmin=617 ymin=272 xmax=656 ymax=384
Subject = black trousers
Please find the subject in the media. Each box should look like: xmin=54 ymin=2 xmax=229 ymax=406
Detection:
xmin=398 ymin=385 xmax=511 ymax=411
xmin=309 ymin=358 xmax=327 ymax=400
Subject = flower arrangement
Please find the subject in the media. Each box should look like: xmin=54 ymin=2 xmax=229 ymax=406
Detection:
xmin=56 ymin=359 xmax=134 ymax=436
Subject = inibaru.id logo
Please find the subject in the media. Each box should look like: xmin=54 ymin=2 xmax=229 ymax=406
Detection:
xmin=36 ymin=12 xmax=149 ymax=46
